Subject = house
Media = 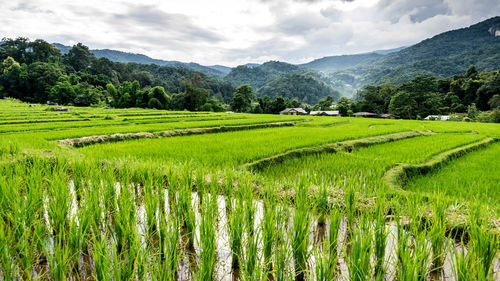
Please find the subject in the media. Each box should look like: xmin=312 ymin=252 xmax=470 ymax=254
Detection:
xmin=310 ymin=110 xmax=340 ymax=116
xmin=279 ymin=108 xmax=307 ymax=115
xmin=424 ymin=115 xmax=450 ymax=121
xmin=353 ymin=112 xmax=378 ymax=118
xmin=55 ymin=107 xmax=71 ymax=112
xmin=380 ymin=114 xmax=399 ymax=119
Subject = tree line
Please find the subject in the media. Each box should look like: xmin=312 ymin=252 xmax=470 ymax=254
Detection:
xmin=341 ymin=66 xmax=500 ymax=122
xmin=0 ymin=37 xmax=231 ymax=111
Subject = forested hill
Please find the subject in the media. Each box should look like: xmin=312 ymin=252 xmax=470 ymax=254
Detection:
xmin=327 ymin=16 xmax=500 ymax=94
xmin=300 ymin=52 xmax=385 ymax=73
xmin=258 ymin=74 xmax=341 ymax=104
xmin=53 ymin=43 xmax=226 ymax=79
xmin=224 ymin=61 xmax=340 ymax=103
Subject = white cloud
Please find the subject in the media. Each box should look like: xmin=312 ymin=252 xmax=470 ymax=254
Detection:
xmin=0 ymin=0 xmax=498 ymax=66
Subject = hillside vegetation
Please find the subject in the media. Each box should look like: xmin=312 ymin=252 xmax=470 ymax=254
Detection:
xmin=224 ymin=61 xmax=340 ymax=103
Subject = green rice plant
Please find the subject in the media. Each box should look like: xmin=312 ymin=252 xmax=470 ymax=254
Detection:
xmin=346 ymin=216 xmax=373 ymax=281
xmin=16 ymin=228 xmax=37 ymax=281
xmin=429 ymin=201 xmax=448 ymax=273
xmin=102 ymin=166 xmax=117 ymax=218
xmin=395 ymin=214 xmax=432 ymax=281
xmin=451 ymin=240 xmax=476 ymax=281
xmin=316 ymin=184 xmax=328 ymax=226
xmin=262 ymin=192 xmax=276 ymax=272
xmin=178 ymin=181 xmax=196 ymax=249
xmin=155 ymin=210 xmax=179 ymax=280
xmin=47 ymin=167 xmax=71 ymax=240
xmin=373 ymin=198 xmax=389 ymax=280
xmin=344 ymin=186 xmax=356 ymax=238
xmin=241 ymin=229 xmax=262 ymax=281
xmin=274 ymin=226 xmax=293 ymax=281
xmin=144 ymin=178 xmax=158 ymax=243
xmin=229 ymin=198 xmax=245 ymax=269
xmin=111 ymin=226 xmax=142 ymax=281
xmin=469 ymin=207 xmax=499 ymax=280
xmin=46 ymin=234 xmax=72 ymax=281
xmin=114 ymin=175 xmax=136 ymax=255
xmin=91 ymin=231 xmax=111 ymax=281
xmin=244 ymin=199 xmax=257 ymax=238
xmin=326 ymin=206 xmax=342 ymax=278
xmin=196 ymin=191 xmax=218 ymax=281
xmin=67 ymin=216 xmax=87 ymax=277
xmin=0 ymin=222 xmax=16 ymax=281
xmin=88 ymin=169 xmax=104 ymax=234
xmin=312 ymin=241 xmax=339 ymax=281
xmin=292 ymin=181 xmax=311 ymax=281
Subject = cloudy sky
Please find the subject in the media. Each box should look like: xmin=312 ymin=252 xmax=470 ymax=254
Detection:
xmin=1 ymin=0 xmax=499 ymax=66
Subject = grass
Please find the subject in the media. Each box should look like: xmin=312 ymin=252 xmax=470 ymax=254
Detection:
xmin=1 ymin=99 xmax=499 ymax=280
xmin=406 ymin=142 xmax=500 ymax=214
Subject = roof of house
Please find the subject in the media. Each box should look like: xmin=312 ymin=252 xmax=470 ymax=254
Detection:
xmin=280 ymin=108 xmax=307 ymax=114
xmin=353 ymin=112 xmax=377 ymax=116
xmin=424 ymin=115 xmax=450 ymax=120
xmin=381 ymin=113 xmax=399 ymax=118
xmin=310 ymin=110 xmax=340 ymax=115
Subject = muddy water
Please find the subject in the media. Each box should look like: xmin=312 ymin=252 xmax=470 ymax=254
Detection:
xmin=37 ymin=181 xmax=500 ymax=281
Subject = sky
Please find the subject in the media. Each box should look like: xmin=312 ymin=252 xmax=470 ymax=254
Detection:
xmin=1 ymin=0 xmax=499 ymax=66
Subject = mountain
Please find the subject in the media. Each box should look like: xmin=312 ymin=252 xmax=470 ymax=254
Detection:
xmin=224 ymin=61 xmax=340 ymax=103
xmin=328 ymin=16 xmax=500 ymax=94
xmin=300 ymin=52 xmax=385 ymax=73
xmin=52 ymin=43 xmax=227 ymax=79
xmin=259 ymin=74 xmax=341 ymax=104
xmin=372 ymin=46 xmax=407 ymax=55
xmin=207 ymin=65 xmax=232 ymax=74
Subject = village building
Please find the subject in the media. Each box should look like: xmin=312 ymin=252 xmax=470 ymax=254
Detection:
xmin=310 ymin=110 xmax=340 ymax=116
xmin=380 ymin=114 xmax=399 ymax=119
xmin=353 ymin=112 xmax=378 ymax=118
xmin=424 ymin=115 xmax=450 ymax=121
xmin=55 ymin=107 xmax=71 ymax=112
xmin=279 ymin=108 xmax=307 ymax=115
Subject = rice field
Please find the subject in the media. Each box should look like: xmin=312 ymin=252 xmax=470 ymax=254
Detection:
xmin=0 ymin=99 xmax=499 ymax=280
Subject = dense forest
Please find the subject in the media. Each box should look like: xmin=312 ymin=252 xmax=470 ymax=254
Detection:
xmin=224 ymin=61 xmax=340 ymax=103
xmin=0 ymin=38 xmax=232 ymax=111
xmin=346 ymin=66 xmax=500 ymax=122
xmin=326 ymin=17 xmax=500 ymax=95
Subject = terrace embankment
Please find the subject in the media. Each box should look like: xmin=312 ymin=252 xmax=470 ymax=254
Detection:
xmin=384 ymin=137 xmax=499 ymax=191
xmin=243 ymin=130 xmax=433 ymax=171
xmin=58 ymin=121 xmax=297 ymax=147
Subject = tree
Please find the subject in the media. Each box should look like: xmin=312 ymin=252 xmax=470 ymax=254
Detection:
xmin=389 ymin=91 xmax=417 ymax=119
xmin=230 ymin=92 xmax=250 ymax=112
xmin=476 ymin=75 xmax=500 ymax=110
xmin=318 ymin=96 xmax=334 ymax=110
xmin=467 ymin=103 xmax=479 ymax=120
xmin=0 ymin=56 xmax=25 ymax=99
xmin=26 ymin=62 xmax=63 ymax=102
xmin=49 ymin=79 xmax=76 ymax=104
xmin=488 ymin=94 xmax=500 ymax=109
xmin=335 ymin=97 xmax=352 ymax=116
xmin=66 ymin=43 xmax=92 ymax=72
xmin=270 ymin=96 xmax=287 ymax=114
xmin=182 ymin=74 xmax=210 ymax=111
xmin=148 ymin=86 xmax=170 ymax=109
xmin=230 ymin=84 xmax=254 ymax=112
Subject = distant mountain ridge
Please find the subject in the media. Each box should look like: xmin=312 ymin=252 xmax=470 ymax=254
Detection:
xmin=48 ymin=16 xmax=500 ymax=101
xmin=52 ymin=43 xmax=227 ymax=79
xmin=327 ymin=16 xmax=500 ymax=94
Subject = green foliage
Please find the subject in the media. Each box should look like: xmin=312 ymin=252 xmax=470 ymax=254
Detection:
xmin=0 ymin=38 xmax=234 ymax=111
xmin=230 ymin=84 xmax=254 ymax=112
xmin=258 ymin=74 xmax=340 ymax=105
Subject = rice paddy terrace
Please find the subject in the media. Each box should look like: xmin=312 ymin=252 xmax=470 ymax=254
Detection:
xmin=0 ymin=98 xmax=499 ymax=280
